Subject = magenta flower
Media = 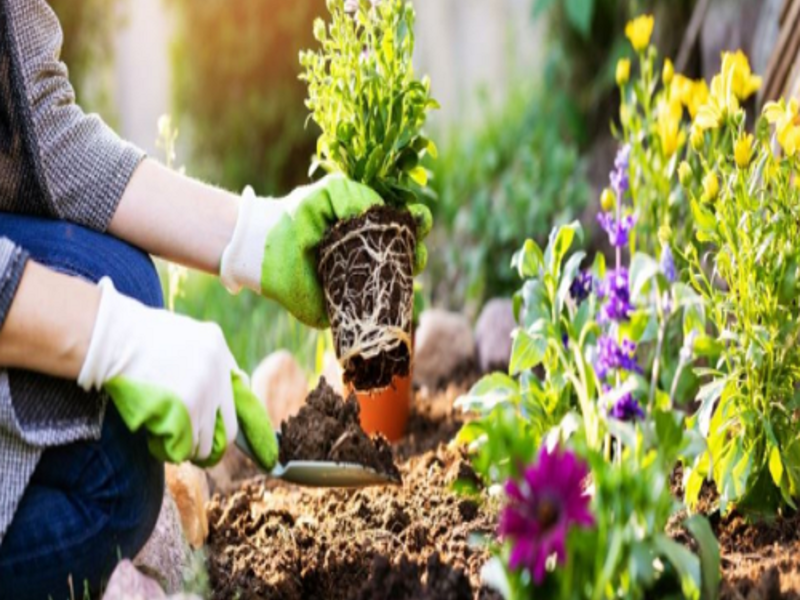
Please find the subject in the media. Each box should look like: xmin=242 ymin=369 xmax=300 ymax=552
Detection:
xmin=499 ymin=447 xmax=594 ymax=585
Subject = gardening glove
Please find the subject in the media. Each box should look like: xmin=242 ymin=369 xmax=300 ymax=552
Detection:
xmin=220 ymin=174 xmax=432 ymax=329
xmin=78 ymin=278 xmax=279 ymax=470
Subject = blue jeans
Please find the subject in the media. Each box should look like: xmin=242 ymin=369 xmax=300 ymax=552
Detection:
xmin=0 ymin=215 xmax=165 ymax=600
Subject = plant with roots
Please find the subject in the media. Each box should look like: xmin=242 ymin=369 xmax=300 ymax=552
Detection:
xmin=301 ymin=0 xmax=439 ymax=207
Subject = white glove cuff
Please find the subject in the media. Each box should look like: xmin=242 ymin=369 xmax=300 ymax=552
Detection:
xmin=78 ymin=278 xmax=125 ymax=392
xmin=220 ymin=186 xmax=284 ymax=295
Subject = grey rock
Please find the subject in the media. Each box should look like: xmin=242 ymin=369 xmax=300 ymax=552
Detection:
xmin=413 ymin=309 xmax=476 ymax=389
xmin=474 ymin=299 xmax=516 ymax=373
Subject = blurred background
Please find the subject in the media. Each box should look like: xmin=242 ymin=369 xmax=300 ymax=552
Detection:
xmin=49 ymin=0 xmax=781 ymax=376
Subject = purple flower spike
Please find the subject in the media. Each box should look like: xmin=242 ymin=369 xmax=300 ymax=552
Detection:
xmin=569 ymin=270 xmax=593 ymax=303
xmin=661 ymin=245 xmax=677 ymax=283
xmin=597 ymin=268 xmax=634 ymax=323
xmin=595 ymin=335 xmax=642 ymax=380
xmin=609 ymin=392 xmax=645 ymax=421
xmin=597 ymin=213 xmax=636 ymax=248
xmin=610 ymin=145 xmax=631 ymax=198
xmin=499 ymin=447 xmax=594 ymax=585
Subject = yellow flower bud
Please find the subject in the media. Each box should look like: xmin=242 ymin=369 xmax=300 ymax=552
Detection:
xmin=625 ymin=14 xmax=655 ymax=52
xmin=702 ymin=171 xmax=719 ymax=202
xmin=690 ymin=125 xmax=704 ymax=151
xmin=662 ymin=59 xmax=674 ymax=86
xmin=678 ymin=161 xmax=693 ymax=186
xmin=734 ymin=132 xmax=754 ymax=169
xmin=658 ymin=224 xmax=673 ymax=246
xmin=616 ymin=59 xmax=631 ymax=87
xmin=601 ymin=188 xmax=616 ymax=212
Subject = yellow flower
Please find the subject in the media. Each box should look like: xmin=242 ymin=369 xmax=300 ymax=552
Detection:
xmin=662 ymin=59 xmax=674 ymax=86
xmin=734 ymin=132 xmax=754 ymax=168
xmin=723 ymin=50 xmax=762 ymax=101
xmin=601 ymin=188 xmax=616 ymax=212
xmin=616 ymin=58 xmax=631 ymax=86
xmin=657 ymin=98 xmax=685 ymax=157
xmin=678 ymin=161 xmax=693 ymax=186
xmin=625 ymin=15 xmax=654 ymax=52
xmin=694 ymin=54 xmax=741 ymax=131
xmin=764 ymin=99 xmax=800 ymax=157
xmin=672 ymin=75 xmax=709 ymax=119
xmin=702 ymin=171 xmax=719 ymax=202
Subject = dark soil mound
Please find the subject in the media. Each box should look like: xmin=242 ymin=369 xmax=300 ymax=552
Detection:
xmin=207 ymin=387 xmax=498 ymax=600
xmin=279 ymin=378 xmax=400 ymax=481
xmin=318 ymin=205 xmax=416 ymax=391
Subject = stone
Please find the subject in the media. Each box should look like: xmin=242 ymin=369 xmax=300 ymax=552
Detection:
xmin=251 ymin=350 xmax=309 ymax=427
xmin=165 ymin=463 xmax=209 ymax=549
xmin=206 ymin=445 xmax=255 ymax=496
xmin=134 ymin=487 xmax=193 ymax=594
xmin=103 ymin=559 xmax=166 ymax=600
xmin=413 ymin=309 xmax=476 ymax=389
xmin=474 ymin=299 xmax=516 ymax=373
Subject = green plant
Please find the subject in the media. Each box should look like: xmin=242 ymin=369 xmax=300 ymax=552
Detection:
xmin=167 ymin=0 xmax=324 ymax=195
xmin=679 ymin=61 xmax=800 ymax=514
xmin=427 ymin=85 xmax=589 ymax=310
xmin=300 ymin=0 xmax=439 ymax=207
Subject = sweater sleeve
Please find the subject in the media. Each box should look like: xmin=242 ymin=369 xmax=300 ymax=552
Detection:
xmin=0 ymin=237 xmax=28 ymax=332
xmin=5 ymin=0 xmax=145 ymax=231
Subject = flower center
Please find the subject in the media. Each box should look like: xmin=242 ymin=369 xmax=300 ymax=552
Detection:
xmin=535 ymin=497 xmax=561 ymax=531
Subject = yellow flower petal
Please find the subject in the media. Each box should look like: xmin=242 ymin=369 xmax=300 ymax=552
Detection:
xmin=625 ymin=15 xmax=655 ymax=52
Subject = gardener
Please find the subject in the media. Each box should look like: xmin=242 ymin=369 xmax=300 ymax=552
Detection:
xmin=0 ymin=1 xmax=407 ymax=597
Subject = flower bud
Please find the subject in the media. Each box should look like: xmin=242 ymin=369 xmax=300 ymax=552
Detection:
xmin=662 ymin=59 xmax=674 ymax=86
xmin=616 ymin=59 xmax=631 ymax=87
xmin=734 ymin=133 xmax=754 ymax=169
xmin=678 ymin=161 xmax=693 ymax=187
xmin=702 ymin=171 xmax=719 ymax=202
xmin=690 ymin=125 xmax=704 ymax=151
xmin=600 ymin=188 xmax=616 ymax=212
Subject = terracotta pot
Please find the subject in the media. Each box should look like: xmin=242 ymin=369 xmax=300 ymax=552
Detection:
xmin=348 ymin=371 xmax=412 ymax=442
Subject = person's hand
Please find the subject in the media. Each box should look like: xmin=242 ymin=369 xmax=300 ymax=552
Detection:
xmin=220 ymin=174 xmax=432 ymax=329
xmin=78 ymin=278 xmax=278 ymax=469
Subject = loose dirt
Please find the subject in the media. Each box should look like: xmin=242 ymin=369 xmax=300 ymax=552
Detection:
xmin=317 ymin=206 xmax=416 ymax=391
xmin=207 ymin=385 xmax=500 ymax=600
xmin=278 ymin=379 xmax=400 ymax=481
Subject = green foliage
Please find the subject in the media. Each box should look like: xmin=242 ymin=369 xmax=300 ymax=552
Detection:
xmin=167 ymin=0 xmax=324 ymax=194
xmin=300 ymin=0 xmax=438 ymax=207
xmin=48 ymin=0 xmax=124 ymax=120
xmin=427 ymin=86 xmax=589 ymax=310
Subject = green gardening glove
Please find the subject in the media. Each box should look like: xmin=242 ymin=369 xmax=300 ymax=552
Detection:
xmin=78 ymin=278 xmax=277 ymax=470
xmin=220 ymin=174 xmax=431 ymax=329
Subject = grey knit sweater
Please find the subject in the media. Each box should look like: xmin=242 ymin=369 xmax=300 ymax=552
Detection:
xmin=0 ymin=0 xmax=145 ymax=545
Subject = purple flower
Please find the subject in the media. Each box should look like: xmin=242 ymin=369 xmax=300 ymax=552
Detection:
xmin=562 ymin=333 xmax=570 ymax=350
xmin=344 ymin=0 xmax=359 ymax=14
xmin=569 ymin=270 xmax=593 ymax=303
xmin=499 ymin=447 xmax=594 ymax=585
xmin=597 ymin=268 xmax=634 ymax=323
xmin=595 ymin=335 xmax=642 ymax=380
xmin=609 ymin=393 xmax=645 ymax=421
xmin=610 ymin=145 xmax=631 ymax=198
xmin=597 ymin=212 xmax=636 ymax=248
xmin=661 ymin=245 xmax=676 ymax=283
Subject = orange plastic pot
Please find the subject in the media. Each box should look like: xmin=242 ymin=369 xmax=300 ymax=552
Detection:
xmin=348 ymin=371 xmax=412 ymax=442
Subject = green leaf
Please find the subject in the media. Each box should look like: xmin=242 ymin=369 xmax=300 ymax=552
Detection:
xmin=695 ymin=377 xmax=726 ymax=437
xmin=565 ymin=0 xmax=595 ymax=37
xmin=654 ymin=535 xmax=702 ymax=600
xmin=691 ymin=200 xmax=717 ymax=242
xmin=454 ymin=373 xmax=520 ymax=415
xmin=684 ymin=515 xmax=721 ymax=600
xmin=509 ymin=328 xmax=547 ymax=375
xmin=544 ymin=221 xmax=583 ymax=279
xmin=630 ymin=252 xmax=665 ymax=301
xmin=557 ymin=251 xmax=586 ymax=313
xmin=769 ymin=445 xmax=784 ymax=488
xmin=511 ymin=239 xmax=544 ymax=279
xmin=532 ymin=0 xmax=558 ymax=18
xmin=408 ymin=166 xmax=428 ymax=187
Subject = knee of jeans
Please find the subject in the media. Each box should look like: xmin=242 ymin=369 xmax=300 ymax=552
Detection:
xmin=90 ymin=237 xmax=164 ymax=310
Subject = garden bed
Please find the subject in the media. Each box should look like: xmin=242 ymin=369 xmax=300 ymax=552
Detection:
xmin=206 ymin=386 xmax=500 ymax=600
xmin=207 ymin=383 xmax=800 ymax=599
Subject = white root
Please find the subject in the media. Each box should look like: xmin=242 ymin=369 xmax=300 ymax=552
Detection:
xmin=319 ymin=217 xmax=416 ymax=389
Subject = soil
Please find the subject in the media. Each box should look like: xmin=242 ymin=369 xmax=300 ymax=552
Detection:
xmin=671 ymin=471 xmax=800 ymax=599
xmin=317 ymin=206 xmax=417 ymax=391
xmin=207 ymin=385 xmax=501 ymax=600
xmin=278 ymin=379 xmax=401 ymax=482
